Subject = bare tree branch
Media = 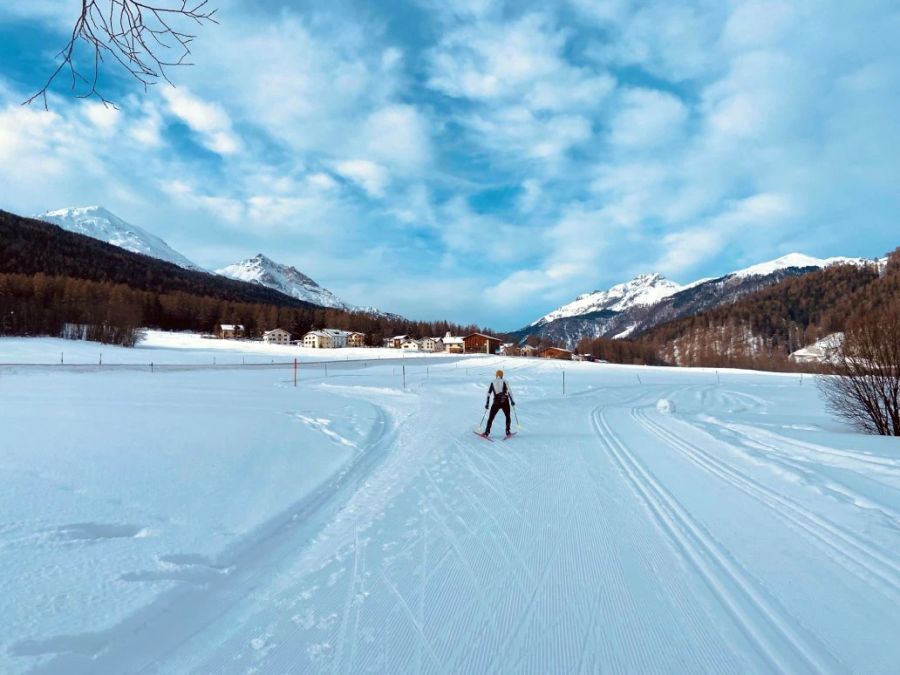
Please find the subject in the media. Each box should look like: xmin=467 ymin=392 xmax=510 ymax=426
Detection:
xmin=23 ymin=0 xmax=217 ymax=109
xmin=818 ymin=297 xmax=900 ymax=436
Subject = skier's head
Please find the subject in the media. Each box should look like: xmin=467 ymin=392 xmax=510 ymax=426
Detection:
xmin=496 ymin=369 xmax=504 ymax=378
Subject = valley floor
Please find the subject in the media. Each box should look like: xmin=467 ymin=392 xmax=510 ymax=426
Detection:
xmin=1 ymin=335 xmax=899 ymax=673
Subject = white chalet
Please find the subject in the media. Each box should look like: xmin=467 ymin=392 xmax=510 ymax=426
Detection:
xmin=303 ymin=331 xmax=331 ymax=348
xmin=302 ymin=328 xmax=357 ymax=349
xmin=420 ymin=337 xmax=443 ymax=352
xmin=263 ymin=328 xmax=292 ymax=345
xmin=441 ymin=331 xmax=465 ymax=354
xmin=401 ymin=340 xmax=421 ymax=351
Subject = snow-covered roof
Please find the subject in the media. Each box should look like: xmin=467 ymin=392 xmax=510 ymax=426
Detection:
xmin=220 ymin=324 xmax=244 ymax=331
xmin=263 ymin=328 xmax=290 ymax=336
xmin=443 ymin=336 xmax=464 ymax=345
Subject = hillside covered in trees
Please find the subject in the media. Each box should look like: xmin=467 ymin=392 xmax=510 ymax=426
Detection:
xmin=0 ymin=210 xmax=485 ymax=346
xmin=571 ymin=253 xmax=896 ymax=370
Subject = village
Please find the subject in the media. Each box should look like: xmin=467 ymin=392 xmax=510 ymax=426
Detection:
xmin=212 ymin=324 xmax=581 ymax=359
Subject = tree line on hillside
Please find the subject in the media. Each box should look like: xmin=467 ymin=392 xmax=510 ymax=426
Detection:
xmin=0 ymin=273 xmax=484 ymax=347
xmin=0 ymin=210 xmax=321 ymax=308
xmin=635 ymin=262 xmax=889 ymax=369
xmin=545 ymin=252 xmax=898 ymax=371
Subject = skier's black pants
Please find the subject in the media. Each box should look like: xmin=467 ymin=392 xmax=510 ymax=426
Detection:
xmin=486 ymin=399 xmax=511 ymax=435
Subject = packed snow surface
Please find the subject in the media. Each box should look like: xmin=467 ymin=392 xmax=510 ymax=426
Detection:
xmin=34 ymin=206 xmax=200 ymax=270
xmin=2 ymin=335 xmax=900 ymax=673
xmin=216 ymin=254 xmax=349 ymax=309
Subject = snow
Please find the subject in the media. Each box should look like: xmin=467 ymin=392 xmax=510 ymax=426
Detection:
xmin=215 ymin=254 xmax=349 ymax=309
xmin=529 ymin=252 xmax=876 ymax=330
xmin=0 ymin=330 xmax=455 ymax=366
xmin=532 ymin=273 xmax=682 ymax=325
xmin=790 ymin=333 xmax=844 ymax=363
xmin=656 ymin=398 xmax=675 ymax=413
xmin=34 ymin=206 xmax=200 ymax=270
xmin=3 ymin=337 xmax=900 ymax=673
xmin=730 ymin=252 xmax=871 ymax=279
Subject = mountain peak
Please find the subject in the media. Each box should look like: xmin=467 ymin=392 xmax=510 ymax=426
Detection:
xmin=215 ymin=254 xmax=345 ymax=309
xmin=533 ymin=271 xmax=682 ymax=326
xmin=35 ymin=206 xmax=200 ymax=270
xmin=730 ymin=252 xmax=870 ymax=279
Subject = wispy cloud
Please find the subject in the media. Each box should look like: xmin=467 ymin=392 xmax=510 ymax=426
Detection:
xmin=0 ymin=0 xmax=897 ymax=328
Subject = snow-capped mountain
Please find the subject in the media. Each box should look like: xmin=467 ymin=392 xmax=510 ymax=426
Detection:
xmin=517 ymin=252 xmax=876 ymax=348
xmin=532 ymin=273 xmax=682 ymax=327
xmin=730 ymin=253 xmax=869 ymax=279
xmin=35 ymin=206 xmax=200 ymax=270
xmin=215 ymin=254 xmax=350 ymax=310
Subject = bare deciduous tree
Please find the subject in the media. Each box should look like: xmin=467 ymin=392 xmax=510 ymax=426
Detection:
xmin=24 ymin=0 xmax=217 ymax=109
xmin=818 ymin=302 xmax=900 ymax=436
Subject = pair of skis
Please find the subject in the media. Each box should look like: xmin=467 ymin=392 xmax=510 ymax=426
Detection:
xmin=474 ymin=430 xmax=517 ymax=442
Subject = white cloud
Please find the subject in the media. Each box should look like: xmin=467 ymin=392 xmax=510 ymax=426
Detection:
xmin=161 ymin=86 xmax=240 ymax=155
xmin=609 ymin=88 xmax=689 ymax=149
xmin=82 ymin=102 xmax=120 ymax=133
xmin=333 ymin=159 xmax=390 ymax=197
xmin=363 ymin=104 xmax=431 ymax=170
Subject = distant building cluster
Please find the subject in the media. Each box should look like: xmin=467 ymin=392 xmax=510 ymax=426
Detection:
xmin=382 ymin=331 xmax=505 ymax=354
xmin=214 ymin=324 xmax=366 ymax=348
xmin=213 ymin=323 xmax=581 ymax=360
xmin=301 ymin=329 xmax=366 ymax=349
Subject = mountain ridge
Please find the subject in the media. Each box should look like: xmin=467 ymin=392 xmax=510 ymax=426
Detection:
xmin=215 ymin=253 xmax=349 ymax=310
xmin=516 ymin=253 xmax=876 ymax=348
xmin=35 ymin=206 xmax=201 ymax=271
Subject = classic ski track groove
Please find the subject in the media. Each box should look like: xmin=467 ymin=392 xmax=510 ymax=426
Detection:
xmin=697 ymin=415 xmax=900 ymax=525
xmin=591 ymin=405 xmax=840 ymax=674
xmin=633 ymin=406 xmax=900 ymax=600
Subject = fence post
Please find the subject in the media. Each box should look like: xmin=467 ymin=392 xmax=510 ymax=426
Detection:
xmin=150 ymin=362 xmax=154 ymax=373
xmin=403 ymin=365 xmax=406 ymax=389
xmin=60 ymin=352 xmax=63 ymax=364
xmin=636 ymin=374 xmax=642 ymax=384
xmin=563 ymin=370 xmax=566 ymax=396
xmin=324 ymin=363 xmax=328 ymax=377
xmin=294 ymin=358 xmax=298 ymax=387
xmin=99 ymin=352 xmax=102 ymax=366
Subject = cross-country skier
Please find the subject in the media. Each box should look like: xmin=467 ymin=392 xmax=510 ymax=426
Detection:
xmin=482 ymin=369 xmax=515 ymax=438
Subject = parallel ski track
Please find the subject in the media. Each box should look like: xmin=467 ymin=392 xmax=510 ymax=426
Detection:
xmin=591 ymin=406 xmax=841 ymax=674
xmin=633 ymin=407 xmax=900 ymax=601
xmin=696 ymin=416 xmax=900 ymax=531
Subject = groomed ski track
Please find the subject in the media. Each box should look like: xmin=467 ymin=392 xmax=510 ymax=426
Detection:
xmin=25 ymin=358 xmax=900 ymax=673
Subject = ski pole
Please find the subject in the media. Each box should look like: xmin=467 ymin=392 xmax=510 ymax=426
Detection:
xmin=477 ymin=408 xmax=487 ymax=432
xmin=513 ymin=406 xmax=520 ymax=431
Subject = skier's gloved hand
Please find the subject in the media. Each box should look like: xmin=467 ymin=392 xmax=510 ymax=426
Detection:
xmin=485 ymin=403 xmax=489 ymax=409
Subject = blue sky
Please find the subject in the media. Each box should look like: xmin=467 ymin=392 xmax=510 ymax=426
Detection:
xmin=0 ymin=0 xmax=898 ymax=329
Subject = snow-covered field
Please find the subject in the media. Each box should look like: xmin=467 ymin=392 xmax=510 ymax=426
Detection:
xmin=0 ymin=330 xmax=458 ymax=366
xmin=2 ymin=334 xmax=899 ymax=673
